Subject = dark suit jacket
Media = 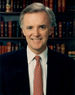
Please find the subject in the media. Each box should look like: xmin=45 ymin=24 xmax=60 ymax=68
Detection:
xmin=0 ymin=47 xmax=75 ymax=95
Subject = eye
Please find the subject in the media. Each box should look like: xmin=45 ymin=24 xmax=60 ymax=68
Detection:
xmin=39 ymin=25 xmax=47 ymax=30
xmin=26 ymin=26 xmax=33 ymax=30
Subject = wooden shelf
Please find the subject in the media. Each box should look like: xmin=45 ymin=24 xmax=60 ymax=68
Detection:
xmin=0 ymin=12 xmax=20 ymax=15
xmin=0 ymin=37 xmax=75 ymax=40
xmin=0 ymin=37 xmax=25 ymax=40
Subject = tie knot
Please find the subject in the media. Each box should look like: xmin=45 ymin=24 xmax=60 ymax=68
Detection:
xmin=35 ymin=56 xmax=40 ymax=62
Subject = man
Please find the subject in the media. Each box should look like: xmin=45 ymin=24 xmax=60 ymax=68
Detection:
xmin=0 ymin=2 xmax=75 ymax=95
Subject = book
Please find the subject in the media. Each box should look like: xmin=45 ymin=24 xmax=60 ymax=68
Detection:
xmin=16 ymin=21 xmax=21 ymax=37
xmin=62 ymin=0 xmax=66 ymax=12
xmin=56 ymin=44 xmax=61 ymax=53
xmin=11 ymin=0 xmax=13 ymax=12
xmin=49 ymin=0 xmax=53 ymax=10
xmin=23 ymin=0 xmax=26 ymax=8
xmin=58 ymin=0 xmax=62 ymax=12
xmin=4 ymin=22 xmax=8 ymax=37
xmin=8 ymin=21 xmax=12 ymax=37
xmin=53 ymin=0 xmax=57 ymax=13
xmin=58 ymin=21 xmax=62 ymax=38
xmin=12 ymin=21 xmax=17 ymax=37
xmin=0 ymin=42 xmax=2 ymax=54
xmin=0 ymin=21 xmax=4 ymax=37
xmin=13 ymin=0 xmax=17 ymax=12
xmin=0 ymin=0 xmax=1 ymax=12
xmin=1 ymin=0 xmax=6 ymax=12
xmin=44 ymin=0 xmax=49 ymax=6
xmin=16 ymin=0 xmax=20 ymax=12
xmin=60 ymin=43 xmax=65 ymax=54
xmin=6 ymin=42 xmax=12 ymax=52
xmin=66 ymin=21 xmax=70 ymax=37
xmin=19 ymin=0 xmax=23 ymax=12
xmin=68 ymin=51 xmax=75 ymax=60
xmin=68 ymin=21 xmax=73 ymax=37
xmin=62 ymin=21 xmax=66 ymax=38
xmin=73 ymin=20 xmax=75 ymax=37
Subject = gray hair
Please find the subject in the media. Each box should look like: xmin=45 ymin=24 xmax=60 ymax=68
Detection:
xmin=46 ymin=7 xmax=57 ymax=27
xmin=19 ymin=2 xmax=56 ymax=29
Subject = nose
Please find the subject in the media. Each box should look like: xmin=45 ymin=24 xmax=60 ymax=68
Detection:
xmin=34 ymin=28 xmax=40 ymax=36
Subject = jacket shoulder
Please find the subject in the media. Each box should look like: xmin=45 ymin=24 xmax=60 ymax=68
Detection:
xmin=48 ymin=47 xmax=75 ymax=64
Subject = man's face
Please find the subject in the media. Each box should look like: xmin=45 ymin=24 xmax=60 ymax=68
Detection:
xmin=22 ymin=11 xmax=51 ymax=54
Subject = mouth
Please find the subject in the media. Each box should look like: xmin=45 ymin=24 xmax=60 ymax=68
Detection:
xmin=31 ymin=38 xmax=42 ymax=40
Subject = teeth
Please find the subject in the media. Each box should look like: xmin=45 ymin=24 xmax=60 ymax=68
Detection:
xmin=31 ymin=38 xmax=41 ymax=40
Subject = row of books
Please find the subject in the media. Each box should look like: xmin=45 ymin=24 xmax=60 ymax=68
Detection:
xmin=44 ymin=0 xmax=66 ymax=13
xmin=49 ymin=43 xmax=75 ymax=60
xmin=0 ymin=20 xmax=74 ymax=38
xmin=0 ymin=21 xmax=22 ymax=37
xmin=0 ymin=41 xmax=21 ymax=55
xmin=68 ymin=51 xmax=75 ymax=60
xmin=0 ymin=0 xmax=66 ymax=13
xmin=50 ymin=20 xmax=74 ymax=38
xmin=0 ymin=41 xmax=75 ymax=60
xmin=49 ymin=43 xmax=66 ymax=54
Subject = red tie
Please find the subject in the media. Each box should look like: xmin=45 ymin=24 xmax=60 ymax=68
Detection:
xmin=33 ymin=56 xmax=43 ymax=95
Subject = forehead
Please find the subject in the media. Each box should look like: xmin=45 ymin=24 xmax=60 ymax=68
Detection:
xmin=23 ymin=11 xmax=50 ymax=25
xmin=24 ymin=11 xmax=49 ymax=20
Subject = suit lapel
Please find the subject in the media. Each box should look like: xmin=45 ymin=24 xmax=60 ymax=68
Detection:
xmin=46 ymin=48 xmax=57 ymax=95
xmin=46 ymin=48 xmax=65 ymax=95
xmin=16 ymin=48 xmax=30 ymax=95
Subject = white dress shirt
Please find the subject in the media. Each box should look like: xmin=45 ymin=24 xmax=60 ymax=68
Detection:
xmin=27 ymin=46 xmax=48 ymax=95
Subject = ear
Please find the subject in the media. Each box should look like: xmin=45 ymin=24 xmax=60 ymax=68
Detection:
xmin=22 ymin=29 xmax=26 ymax=36
xmin=49 ymin=27 xmax=54 ymax=36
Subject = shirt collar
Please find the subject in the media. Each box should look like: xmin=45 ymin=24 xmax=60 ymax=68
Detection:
xmin=27 ymin=46 xmax=48 ymax=64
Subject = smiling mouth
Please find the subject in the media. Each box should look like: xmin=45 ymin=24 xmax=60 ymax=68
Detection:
xmin=31 ymin=38 xmax=42 ymax=40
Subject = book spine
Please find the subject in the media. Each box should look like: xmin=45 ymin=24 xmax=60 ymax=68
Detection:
xmin=62 ymin=21 xmax=66 ymax=38
xmin=23 ymin=0 xmax=26 ymax=8
xmin=16 ymin=0 xmax=19 ymax=12
xmin=8 ymin=21 xmax=12 ymax=37
xmin=0 ymin=0 xmax=1 ymax=12
xmin=10 ymin=0 xmax=13 ymax=12
xmin=53 ymin=0 xmax=57 ymax=13
xmin=60 ymin=43 xmax=65 ymax=54
xmin=44 ymin=0 xmax=49 ymax=6
xmin=54 ymin=22 xmax=58 ymax=37
xmin=0 ymin=43 xmax=2 ymax=54
xmin=58 ymin=21 xmax=62 ymax=38
xmin=1 ymin=44 xmax=5 ymax=54
xmin=68 ymin=21 xmax=73 ymax=37
xmin=13 ymin=0 xmax=17 ymax=12
xmin=73 ymin=20 xmax=75 ymax=37
xmin=4 ymin=22 xmax=8 ymax=37
xmin=66 ymin=21 xmax=70 ymax=37
xmin=58 ymin=0 xmax=62 ymax=12
xmin=6 ymin=42 xmax=12 ymax=52
xmin=0 ymin=21 xmax=4 ymax=37
xmin=68 ymin=51 xmax=75 ymax=60
xmin=16 ymin=22 xmax=21 ymax=37
xmin=62 ymin=0 xmax=66 ymax=12
xmin=12 ymin=21 xmax=17 ymax=37
xmin=49 ymin=0 xmax=53 ymax=10
xmin=56 ymin=44 xmax=61 ymax=53
xmin=1 ymin=0 xmax=6 ymax=12
xmin=19 ymin=0 xmax=23 ymax=12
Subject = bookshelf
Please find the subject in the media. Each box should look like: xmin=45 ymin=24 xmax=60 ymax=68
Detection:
xmin=0 ymin=0 xmax=75 ymax=60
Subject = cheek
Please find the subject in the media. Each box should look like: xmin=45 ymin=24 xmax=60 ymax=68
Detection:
xmin=22 ymin=30 xmax=30 ymax=37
